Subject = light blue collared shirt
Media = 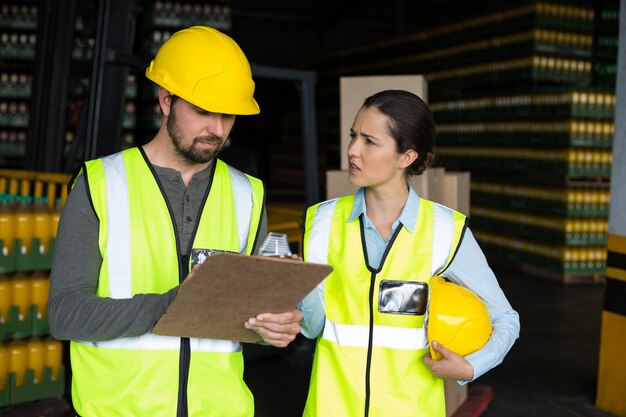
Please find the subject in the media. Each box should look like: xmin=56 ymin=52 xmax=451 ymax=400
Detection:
xmin=300 ymin=187 xmax=520 ymax=384
xmin=348 ymin=187 xmax=421 ymax=269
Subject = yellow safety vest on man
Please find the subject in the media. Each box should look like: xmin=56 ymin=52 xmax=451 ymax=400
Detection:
xmin=70 ymin=147 xmax=264 ymax=417
xmin=302 ymin=194 xmax=467 ymax=417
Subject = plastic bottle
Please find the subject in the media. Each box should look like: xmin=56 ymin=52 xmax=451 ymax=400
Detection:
xmin=50 ymin=197 xmax=62 ymax=240
xmin=9 ymin=272 xmax=30 ymax=321
xmin=33 ymin=196 xmax=52 ymax=254
xmin=8 ymin=338 xmax=26 ymax=387
xmin=0 ymin=195 xmax=15 ymax=256
xmin=26 ymin=337 xmax=44 ymax=384
xmin=14 ymin=195 xmax=34 ymax=254
xmin=30 ymin=271 xmax=49 ymax=319
xmin=0 ymin=274 xmax=10 ymax=323
xmin=0 ymin=341 xmax=7 ymax=391
xmin=44 ymin=337 xmax=62 ymax=381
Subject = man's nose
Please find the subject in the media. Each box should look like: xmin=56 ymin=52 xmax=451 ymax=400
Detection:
xmin=206 ymin=114 xmax=225 ymax=137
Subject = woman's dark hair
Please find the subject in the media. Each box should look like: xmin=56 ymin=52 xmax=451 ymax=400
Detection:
xmin=362 ymin=89 xmax=436 ymax=176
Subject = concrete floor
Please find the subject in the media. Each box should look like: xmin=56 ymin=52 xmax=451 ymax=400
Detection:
xmin=0 ymin=266 xmax=619 ymax=417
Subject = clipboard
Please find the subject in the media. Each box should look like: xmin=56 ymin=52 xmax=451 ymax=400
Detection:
xmin=153 ymin=253 xmax=333 ymax=342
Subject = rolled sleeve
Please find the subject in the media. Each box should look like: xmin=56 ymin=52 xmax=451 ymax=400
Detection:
xmin=298 ymin=281 xmax=326 ymax=339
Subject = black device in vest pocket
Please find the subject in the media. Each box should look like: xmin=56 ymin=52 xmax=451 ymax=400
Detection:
xmin=378 ymin=280 xmax=428 ymax=315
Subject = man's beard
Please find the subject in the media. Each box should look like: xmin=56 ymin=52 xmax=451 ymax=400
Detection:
xmin=167 ymin=104 xmax=225 ymax=164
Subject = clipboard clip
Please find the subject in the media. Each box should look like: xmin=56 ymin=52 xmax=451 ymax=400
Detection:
xmin=259 ymin=232 xmax=292 ymax=258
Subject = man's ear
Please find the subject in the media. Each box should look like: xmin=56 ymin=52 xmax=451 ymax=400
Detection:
xmin=158 ymin=87 xmax=172 ymax=116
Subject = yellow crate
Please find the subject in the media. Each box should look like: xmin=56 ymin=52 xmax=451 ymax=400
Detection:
xmin=0 ymin=169 xmax=71 ymax=210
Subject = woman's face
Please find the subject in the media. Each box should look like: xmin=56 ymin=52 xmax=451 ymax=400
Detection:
xmin=347 ymin=106 xmax=408 ymax=189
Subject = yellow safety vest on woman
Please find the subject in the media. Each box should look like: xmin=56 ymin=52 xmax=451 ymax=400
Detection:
xmin=302 ymin=194 xmax=467 ymax=417
xmin=70 ymin=147 xmax=264 ymax=417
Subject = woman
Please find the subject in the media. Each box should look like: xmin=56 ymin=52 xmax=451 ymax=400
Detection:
xmin=299 ymin=90 xmax=520 ymax=417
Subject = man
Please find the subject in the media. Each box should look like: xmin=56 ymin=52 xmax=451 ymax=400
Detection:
xmin=48 ymin=26 xmax=302 ymax=417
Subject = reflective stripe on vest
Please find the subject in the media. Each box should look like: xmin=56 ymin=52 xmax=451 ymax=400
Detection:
xmin=306 ymin=199 xmax=338 ymax=264
xmin=432 ymin=202 xmax=454 ymax=276
xmin=82 ymin=333 xmax=239 ymax=352
xmin=102 ymin=152 xmax=132 ymax=299
xmin=229 ymin=165 xmax=254 ymax=254
xmin=322 ymin=318 xmax=427 ymax=350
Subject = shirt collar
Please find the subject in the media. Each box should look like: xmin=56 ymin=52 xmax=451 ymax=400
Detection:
xmin=348 ymin=186 xmax=420 ymax=234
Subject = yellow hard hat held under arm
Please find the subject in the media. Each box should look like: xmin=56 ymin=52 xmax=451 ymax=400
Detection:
xmin=427 ymin=276 xmax=492 ymax=361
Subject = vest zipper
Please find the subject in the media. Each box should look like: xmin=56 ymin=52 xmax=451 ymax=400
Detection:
xmin=177 ymin=253 xmax=191 ymax=417
xmin=364 ymin=271 xmax=376 ymax=417
xmin=177 ymin=338 xmax=191 ymax=417
xmin=359 ymin=215 xmax=403 ymax=417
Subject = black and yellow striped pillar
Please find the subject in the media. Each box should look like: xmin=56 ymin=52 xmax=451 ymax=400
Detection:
xmin=597 ymin=234 xmax=626 ymax=416
xmin=596 ymin=1 xmax=626 ymax=415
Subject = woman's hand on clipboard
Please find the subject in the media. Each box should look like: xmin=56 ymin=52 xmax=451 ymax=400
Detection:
xmin=245 ymin=309 xmax=303 ymax=347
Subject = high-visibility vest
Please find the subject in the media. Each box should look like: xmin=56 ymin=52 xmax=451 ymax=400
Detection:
xmin=70 ymin=147 xmax=264 ymax=417
xmin=302 ymin=194 xmax=467 ymax=417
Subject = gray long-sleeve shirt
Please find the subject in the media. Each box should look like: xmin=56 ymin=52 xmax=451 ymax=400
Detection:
xmin=48 ymin=162 xmax=267 ymax=342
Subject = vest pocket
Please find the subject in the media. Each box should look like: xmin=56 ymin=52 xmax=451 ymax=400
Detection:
xmin=378 ymin=280 xmax=428 ymax=315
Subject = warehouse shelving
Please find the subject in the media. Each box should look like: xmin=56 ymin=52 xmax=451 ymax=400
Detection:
xmin=0 ymin=2 xmax=38 ymax=168
xmin=0 ymin=170 xmax=68 ymax=407
xmin=302 ymin=0 xmax=617 ymax=284
xmin=428 ymin=2 xmax=614 ymax=283
xmin=592 ymin=0 xmax=619 ymax=87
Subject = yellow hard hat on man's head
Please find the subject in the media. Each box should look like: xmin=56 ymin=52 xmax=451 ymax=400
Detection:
xmin=427 ymin=276 xmax=492 ymax=361
xmin=146 ymin=26 xmax=260 ymax=116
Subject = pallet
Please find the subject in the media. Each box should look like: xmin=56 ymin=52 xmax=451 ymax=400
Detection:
xmin=520 ymin=263 xmax=605 ymax=285
xmin=488 ymin=257 xmax=605 ymax=285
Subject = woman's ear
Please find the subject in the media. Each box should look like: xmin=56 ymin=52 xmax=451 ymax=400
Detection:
xmin=399 ymin=149 xmax=418 ymax=169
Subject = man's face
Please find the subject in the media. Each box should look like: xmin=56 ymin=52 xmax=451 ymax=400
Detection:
xmin=166 ymin=97 xmax=236 ymax=165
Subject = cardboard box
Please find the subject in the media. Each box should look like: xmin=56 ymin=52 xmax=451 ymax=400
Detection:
xmin=445 ymin=380 xmax=468 ymax=417
xmin=339 ymin=75 xmax=427 ymax=170
xmin=326 ymin=168 xmax=440 ymax=201
xmin=428 ymin=170 xmax=471 ymax=216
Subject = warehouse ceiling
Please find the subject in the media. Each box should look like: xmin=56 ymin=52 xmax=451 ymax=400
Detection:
xmin=233 ymin=0 xmax=505 ymax=33
xmin=230 ymin=0 xmax=523 ymax=66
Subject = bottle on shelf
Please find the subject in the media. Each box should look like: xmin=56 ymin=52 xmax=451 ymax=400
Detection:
xmin=44 ymin=337 xmax=62 ymax=381
xmin=30 ymin=271 xmax=49 ymax=320
xmin=26 ymin=336 xmax=44 ymax=384
xmin=50 ymin=197 xmax=62 ymax=240
xmin=8 ymin=338 xmax=26 ymax=387
xmin=33 ymin=196 xmax=51 ymax=254
xmin=9 ymin=272 xmax=30 ymax=321
xmin=14 ymin=195 xmax=34 ymax=255
xmin=0 ymin=195 xmax=15 ymax=256
xmin=0 ymin=273 xmax=9 ymax=324
xmin=0 ymin=341 xmax=7 ymax=391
